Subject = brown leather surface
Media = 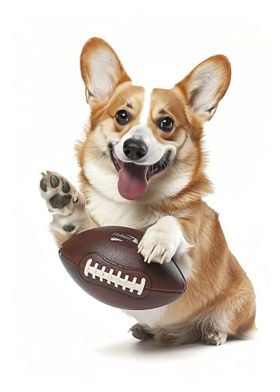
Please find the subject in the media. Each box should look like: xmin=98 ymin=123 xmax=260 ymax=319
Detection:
xmin=59 ymin=226 xmax=186 ymax=310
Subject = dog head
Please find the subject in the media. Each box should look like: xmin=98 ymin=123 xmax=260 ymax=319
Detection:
xmin=78 ymin=37 xmax=231 ymax=204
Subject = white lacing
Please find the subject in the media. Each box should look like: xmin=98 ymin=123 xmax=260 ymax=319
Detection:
xmin=84 ymin=258 xmax=146 ymax=296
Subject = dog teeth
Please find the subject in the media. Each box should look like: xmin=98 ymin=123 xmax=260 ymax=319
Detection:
xmin=147 ymin=150 xmax=172 ymax=179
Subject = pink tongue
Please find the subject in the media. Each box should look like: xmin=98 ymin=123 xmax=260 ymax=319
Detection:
xmin=118 ymin=162 xmax=148 ymax=200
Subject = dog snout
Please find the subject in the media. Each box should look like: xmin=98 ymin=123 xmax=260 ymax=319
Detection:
xmin=123 ymin=138 xmax=148 ymax=161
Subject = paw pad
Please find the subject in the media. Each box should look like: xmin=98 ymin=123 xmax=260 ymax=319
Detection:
xmin=50 ymin=175 xmax=59 ymax=188
xmin=40 ymin=178 xmax=47 ymax=192
xmin=63 ymin=224 xmax=76 ymax=232
xmin=39 ymin=171 xmax=75 ymax=213
xmin=62 ymin=182 xmax=70 ymax=193
xmin=49 ymin=194 xmax=72 ymax=209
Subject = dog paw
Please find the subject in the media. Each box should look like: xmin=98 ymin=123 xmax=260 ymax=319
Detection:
xmin=137 ymin=225 xmax=179 ymax=264
xmin=129 ymin=324 xmax=154 ymax=341
xmin=40 ymin=171 xmax=83 ymax=217
xmin=202 ymin=330 xmax=227 ymax=346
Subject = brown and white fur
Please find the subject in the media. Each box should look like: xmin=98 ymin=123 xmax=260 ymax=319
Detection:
xmin=40 ymin=37 xmax=256 ymax=346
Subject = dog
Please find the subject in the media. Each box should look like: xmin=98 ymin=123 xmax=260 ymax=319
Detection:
xmin=40 ymin=37 xmax=256 ymax=345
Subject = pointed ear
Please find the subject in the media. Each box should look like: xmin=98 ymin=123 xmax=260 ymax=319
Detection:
xmin=80 ymin=37 xmax=131 ymax=103
xmin=176 ymin=55 xmax=231 ymax=121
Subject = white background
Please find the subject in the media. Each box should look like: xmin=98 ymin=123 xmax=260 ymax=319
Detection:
xmin=6 ymin=0 xmax=280 ymax=391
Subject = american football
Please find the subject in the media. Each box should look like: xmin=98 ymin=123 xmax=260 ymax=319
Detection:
xmin=59 ymin=226 xmax=186 ymax=310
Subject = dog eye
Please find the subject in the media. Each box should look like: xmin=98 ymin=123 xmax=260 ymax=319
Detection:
xmin=158 ymin=117 xmax=174 ymax=132
xmin=116 ymin=110 xmax=130 ymax=125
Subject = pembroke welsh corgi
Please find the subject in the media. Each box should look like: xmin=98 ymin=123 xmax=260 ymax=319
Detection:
xmin=40 ymin=37 xmax=256 ymax=345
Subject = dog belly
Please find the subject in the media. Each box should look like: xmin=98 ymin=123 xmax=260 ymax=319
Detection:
xmin=124 ymin=306 xmax=168 ymax=327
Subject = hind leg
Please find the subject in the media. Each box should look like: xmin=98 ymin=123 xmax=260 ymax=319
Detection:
xmin=145 ymin=316 xmax=228 ymax=346
xmin=152 ymin=323 xmax=200 ymax=346
xmin=201 ymin=295 xmax=255 ymax=345
xmin=202 ymin=330 xmax=228 ymax=345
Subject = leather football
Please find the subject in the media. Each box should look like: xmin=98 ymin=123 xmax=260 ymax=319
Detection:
xmin=58 ymin=226 xmax=186 ymax=310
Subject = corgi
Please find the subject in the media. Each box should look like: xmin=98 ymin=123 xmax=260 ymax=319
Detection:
xmin=40 ymin=37 xmax=256 ymax=345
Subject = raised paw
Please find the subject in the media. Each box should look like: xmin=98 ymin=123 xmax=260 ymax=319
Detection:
xmin=40 ymin=171 xmax=83 ymax=217
xmin=202 ymin=330 xmax=227 ymax=346
xmin=129 ymin=324 xmax=154 ymax=341
xmin=137 ymin=227 xmax=178 ymax=264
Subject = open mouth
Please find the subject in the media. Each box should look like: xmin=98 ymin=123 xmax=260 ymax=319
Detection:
xmin=109 ymin=144 xmax=172 ymax=200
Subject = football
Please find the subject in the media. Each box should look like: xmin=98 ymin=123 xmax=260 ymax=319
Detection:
xmin=58 ymin=226 xmax=186 ymax=310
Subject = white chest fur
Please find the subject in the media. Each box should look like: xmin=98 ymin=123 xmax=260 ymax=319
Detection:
xmin=86 ymin=187 xmax=163 ymax=230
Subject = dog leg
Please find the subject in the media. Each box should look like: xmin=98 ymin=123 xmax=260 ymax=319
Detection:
xmin=152 ymin=322 xmax=200 ymax=346
xmin=198 ymin=313 xmax=229 ymax=346
xmin=137 ymin=215 xmax=192 ymax=265
xmin=40 ymin=171 xmax=95 ymax=245
xmin=129 ymin=323 xmax=154 ymax=341
xmin=202 ymin=330 xmax=228 ymax=346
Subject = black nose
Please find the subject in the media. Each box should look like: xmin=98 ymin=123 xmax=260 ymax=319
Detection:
xmin=123 ymin=138 xmax=148 ymax=160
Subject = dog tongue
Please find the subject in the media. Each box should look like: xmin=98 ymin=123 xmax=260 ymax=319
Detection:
xmin=118 ymin=162 xmax=148 ymax=200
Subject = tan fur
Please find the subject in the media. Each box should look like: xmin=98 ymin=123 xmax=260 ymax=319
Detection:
xmin=43 ymin=37 xmax=256 ymax=345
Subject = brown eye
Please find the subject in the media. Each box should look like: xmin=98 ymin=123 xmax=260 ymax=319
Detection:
xmin=158 ymin=117 xmax=174 ymax=132
xmin=116 ymin=110 xmax=130 ymax=125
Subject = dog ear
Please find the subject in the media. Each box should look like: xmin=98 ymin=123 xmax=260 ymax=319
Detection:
xmin=176 ymin=55 xmax=231 ymax=121
xmin=80 ymin=37 xmax=131 ymax=103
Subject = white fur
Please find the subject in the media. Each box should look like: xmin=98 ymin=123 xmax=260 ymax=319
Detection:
xmin=87 ymin=48 xmax=119 ymax=101
xmin=113 ymin=86 xmax=176 ymax=166
xmin=138 ymin=215 xmax=192 ymax=264
xmin=140 ymin=87 xmax=153 ymax=124
xmin=114 ymin=124 xmax=174 ymax=165
xmin=84 ymin=158 xmax=125 ymax=204
xmin=84 ymin=180 xmax=164 ymax=229
xmin=189 ymin=63 xmax=221 ymax=114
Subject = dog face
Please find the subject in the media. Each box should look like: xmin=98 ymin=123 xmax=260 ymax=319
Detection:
xmin=78 ymin=38 xmax=231 ymax=203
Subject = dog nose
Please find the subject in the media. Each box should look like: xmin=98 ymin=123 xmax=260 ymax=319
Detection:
xmin=123 ymin=138 xmax=148 ymax=160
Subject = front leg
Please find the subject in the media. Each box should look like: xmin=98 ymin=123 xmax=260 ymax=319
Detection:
xmin=40 ymin=171 xmax=96 ymax=246
xmin=138 ymin=216 xmax=192 ymax=265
